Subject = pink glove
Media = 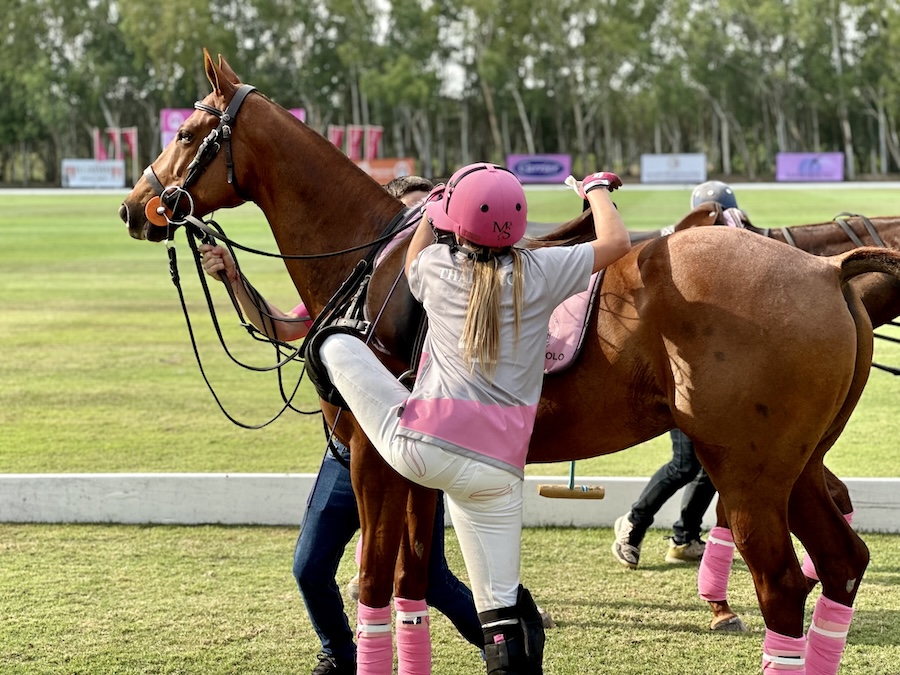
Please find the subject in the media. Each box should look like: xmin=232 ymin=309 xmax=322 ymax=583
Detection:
xmin=581 ymin=171 xmax=622 ymax=196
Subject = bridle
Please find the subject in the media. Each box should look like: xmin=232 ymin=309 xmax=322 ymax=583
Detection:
xmin=139 ymin=82 xmax=425 ymax=450
xmin=143 ymin=84 xmax=257 ymax=230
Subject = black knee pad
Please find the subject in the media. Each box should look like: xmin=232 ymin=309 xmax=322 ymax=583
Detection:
xmin=301 ymin=325 xmax=359 ymax=409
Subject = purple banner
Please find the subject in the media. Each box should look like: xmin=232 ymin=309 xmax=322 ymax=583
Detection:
xmin=776 ymin=152 xmax=844 ymax=182
xmin=507 ymin=154 xmax=572 ymax=184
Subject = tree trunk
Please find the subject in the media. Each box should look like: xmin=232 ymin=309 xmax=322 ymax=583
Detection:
xmin=509 ymin=85 xmax=536 ymax=155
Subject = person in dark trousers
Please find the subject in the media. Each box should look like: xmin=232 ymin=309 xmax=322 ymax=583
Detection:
xmin=611 ymin=181 xmax=749 ymax=569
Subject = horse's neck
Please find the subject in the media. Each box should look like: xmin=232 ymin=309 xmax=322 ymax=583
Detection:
xmin=238 ymin=103 xmax=400 ymax=312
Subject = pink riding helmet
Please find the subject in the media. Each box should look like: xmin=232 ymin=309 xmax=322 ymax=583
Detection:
xmin=424 ymin=163 xmax=527 ymax=248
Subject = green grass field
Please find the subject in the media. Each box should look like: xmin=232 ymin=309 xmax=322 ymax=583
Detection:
xmin=1 ymin=189 xmax=898 ymax=476
xmin=1 ymin=188 xmax=899 ymax=674
xmin=1 ymin=524 xmax=899 ymax=674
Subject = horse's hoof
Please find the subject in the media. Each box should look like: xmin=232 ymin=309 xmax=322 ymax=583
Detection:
xmin=710 ymin=615 xmax=748 ymax=632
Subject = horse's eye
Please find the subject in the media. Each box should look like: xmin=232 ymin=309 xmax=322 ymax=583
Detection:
xmin=177 ymin=129 xmax=194 ymax=144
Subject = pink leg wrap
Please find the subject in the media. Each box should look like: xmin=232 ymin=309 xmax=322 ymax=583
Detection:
xmin=806 ymin=595 xmax=854 ymax=675
xmin=698 ymin=526 xmax=735 ymax=602
xmin=801 ymin=512 xmax=854 ymax=582
xmin=357 ymin=602 xmax=393 ymax=675
xmin=395 ymin=597 xmax=431 ymax=675
xmin=763 ymin=629 xmax=807 ymax=673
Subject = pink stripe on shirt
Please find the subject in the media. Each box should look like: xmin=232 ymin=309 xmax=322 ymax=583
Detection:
xmin=399 ymin=398 xmax=536 ymax=472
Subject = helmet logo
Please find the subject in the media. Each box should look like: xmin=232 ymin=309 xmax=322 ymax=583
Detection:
xmin=493 ymin=221 xmax=514 ymax=240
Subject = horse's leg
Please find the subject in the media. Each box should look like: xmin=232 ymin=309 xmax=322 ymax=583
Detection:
xmin=352 ymin=439 xmax=409 ymax=675
xmin=393 ymin=484 xmax=437 ymax=675
xmin=788 ymin=462 xmax=868 ymax=675
xmin=698 ymin=497 xmax=747 ymax=632
xmin=713 ymin=469 xmax=810 ymax=672
xmin=799 ymin=467 xmax=855 ymax=583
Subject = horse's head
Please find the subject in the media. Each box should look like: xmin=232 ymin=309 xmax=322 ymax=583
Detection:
xmin=119 ymin=50 xmax=250 ymax=242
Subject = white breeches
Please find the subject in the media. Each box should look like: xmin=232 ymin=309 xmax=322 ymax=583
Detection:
xmin=320 ymin=334 xmax=523 ymax=610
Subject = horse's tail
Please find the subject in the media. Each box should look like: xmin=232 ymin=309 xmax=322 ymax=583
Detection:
xmin=835 ymin=246 xmax=900 ymax=283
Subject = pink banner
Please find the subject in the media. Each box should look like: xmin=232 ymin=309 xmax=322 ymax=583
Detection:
xmin=347 ymin=125 xmax=365 ymax=162
xmin=775 ymin=152 xmax=844 ymax=182
xmin=121 ymin=127 xmax=138 ymax=159
xmin=106 ymin=128 xmax=123 ymax=160
xmin=364 ymin=126 xmax=383 ymax=160
xmin=93 ymin=127 xmax=107 ymax=161
xmin=288 ymin=108 xmax=306 ymax=123
xmin=327 ymin=125 xmax=345 ymax=150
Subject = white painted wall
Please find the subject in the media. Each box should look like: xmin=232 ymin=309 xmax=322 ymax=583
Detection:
xmin=1 ymin=474 xmax=897 ymax=533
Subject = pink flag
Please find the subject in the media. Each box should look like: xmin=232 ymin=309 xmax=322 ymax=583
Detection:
xmin=121 ymin=127 xmax=138 ymax=159
xmin=364 ymin=126 xmax=383 ymax=161
xmin=347 ymin=125 xmax=365 ymax=161
xmin=106 ymin=128 xmax=123 ymax=160
xmin=327 ymin=125 xmax=345 ymax=151
xmin=93 ymin=127 xmax=108 ymax=160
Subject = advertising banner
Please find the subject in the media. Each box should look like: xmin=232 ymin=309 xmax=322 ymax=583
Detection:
xmin=506 ymin=154 xmax=572 ymax=184
xmin=775 ymin=152 xmax=844 ymax=182
xmin=640 ymin=154 xmax=707 ymax=183
xmin=355 ymin=158 xmax=417 ymax=184
xmin=61 ymin=159 xmax=126 ymax=188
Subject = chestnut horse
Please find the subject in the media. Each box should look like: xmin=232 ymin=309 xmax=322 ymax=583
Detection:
xmin=613 ymin=205 xmax=900 ymax=631
xmin=119 ymin=52 xmax=900 ymax=672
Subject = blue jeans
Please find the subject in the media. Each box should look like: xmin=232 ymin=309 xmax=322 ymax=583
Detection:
xmin=628 ymin=428 xmax=717 ymax=544
xmin=292 ymin=443 xmax=482 ymax=664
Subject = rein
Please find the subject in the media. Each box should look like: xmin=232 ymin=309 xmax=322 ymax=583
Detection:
xmin=143 ymin=81 xmax=428 ymax=444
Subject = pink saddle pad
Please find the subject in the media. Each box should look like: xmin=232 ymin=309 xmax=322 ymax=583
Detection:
xmin=544 ymin=271 xmax=603 ymax=374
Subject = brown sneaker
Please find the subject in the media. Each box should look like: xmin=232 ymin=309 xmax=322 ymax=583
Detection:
xmin=665 ymin=537 xmax=705 ymax=563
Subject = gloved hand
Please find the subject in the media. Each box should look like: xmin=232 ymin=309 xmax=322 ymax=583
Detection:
xmin=581 ymin=171 xmax=622 ymax=196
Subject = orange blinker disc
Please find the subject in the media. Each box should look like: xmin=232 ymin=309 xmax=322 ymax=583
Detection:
xmin=145 ymin=196 xmax=170 ymax=227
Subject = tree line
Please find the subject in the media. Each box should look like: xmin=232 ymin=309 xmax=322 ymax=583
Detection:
xmin=2 ymin=0 xmax=899 ymax=185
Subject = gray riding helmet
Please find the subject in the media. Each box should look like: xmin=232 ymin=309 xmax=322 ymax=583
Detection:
xmin=691 ymin=180 xmax=738 ymax=210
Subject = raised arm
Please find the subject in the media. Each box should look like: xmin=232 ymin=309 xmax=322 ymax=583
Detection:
xmin=580 ymin=172 xmax=632 ymax=274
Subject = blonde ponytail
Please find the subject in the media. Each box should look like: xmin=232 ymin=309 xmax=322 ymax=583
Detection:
xmin=461 ymin=248 xmax=524 ymax=380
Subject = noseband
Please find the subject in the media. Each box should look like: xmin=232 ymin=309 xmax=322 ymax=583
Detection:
xmin=144 ymin=84 xmax=257 ymax=227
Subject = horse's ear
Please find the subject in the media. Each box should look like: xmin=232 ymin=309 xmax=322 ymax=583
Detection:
xmin=203 ymin=48 xmax=238 ymax=97
xmin=673 ymin=202 xmax=721 ymax=232
xmin=217 ymin=55 xmax=242 ymax=85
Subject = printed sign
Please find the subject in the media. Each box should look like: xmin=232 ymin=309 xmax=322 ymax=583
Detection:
xmin=776 ymin=153 xmax=844 ymax=182
xmin=506 ymin=154 xmax=572 ymax=184
xmin=61 ymin=159 xmax=126 ymax=188
xmin=640 ymin=153 xmax=707 ymax=183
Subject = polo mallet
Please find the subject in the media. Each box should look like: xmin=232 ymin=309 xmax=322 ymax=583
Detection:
xmin=538 ymin=461 xmax=605 ymax=499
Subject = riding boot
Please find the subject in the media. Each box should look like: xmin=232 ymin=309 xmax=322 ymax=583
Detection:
xmin=478 ymin=586 xmax=545 ymax=675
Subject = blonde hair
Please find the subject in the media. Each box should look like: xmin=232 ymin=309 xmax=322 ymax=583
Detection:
xmin=461 ymin=247 xmax=524 ymax=380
